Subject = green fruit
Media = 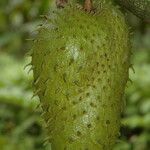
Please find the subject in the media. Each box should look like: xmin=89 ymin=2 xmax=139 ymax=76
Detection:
xmin=31 ymin=1 xmax=130 ymax=150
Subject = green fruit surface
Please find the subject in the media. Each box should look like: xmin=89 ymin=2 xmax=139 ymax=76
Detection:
xmin=32 ymin=2 xmax=130 ymax=150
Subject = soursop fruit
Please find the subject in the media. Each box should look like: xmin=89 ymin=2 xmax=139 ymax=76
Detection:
xmin=31 ymin=1 xmax=130 ymax=149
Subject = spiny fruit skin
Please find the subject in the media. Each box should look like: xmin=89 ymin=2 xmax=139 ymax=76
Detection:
xmin=32 ymin=2 xmax=130 ymax=150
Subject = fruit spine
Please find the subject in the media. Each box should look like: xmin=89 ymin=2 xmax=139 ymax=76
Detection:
xmin=31 ymin=1 xmax=131 ymax=149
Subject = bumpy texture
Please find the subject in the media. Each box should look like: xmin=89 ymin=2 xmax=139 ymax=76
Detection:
xmin=31 ymin=2 xmax=130 ymax=150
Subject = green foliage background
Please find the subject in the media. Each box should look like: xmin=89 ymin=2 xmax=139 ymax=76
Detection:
xmin=0 ymin=0 xmax=150 ymax=150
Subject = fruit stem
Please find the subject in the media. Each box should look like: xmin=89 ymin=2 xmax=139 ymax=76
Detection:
xmin=84 ymin=0 xmax=93 ymax=12
xmin=56 ymin=0 xmax=68 ymax=8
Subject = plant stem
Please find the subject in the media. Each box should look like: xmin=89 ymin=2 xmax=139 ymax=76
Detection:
xmin=117 ymin=0 xmax=150 ymax=22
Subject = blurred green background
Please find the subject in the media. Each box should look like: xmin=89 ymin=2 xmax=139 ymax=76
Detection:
xmin=0 ymin=0 xmax=150 ymax=150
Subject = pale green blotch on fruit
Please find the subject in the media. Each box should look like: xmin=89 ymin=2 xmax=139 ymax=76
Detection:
xmin=31 ymin=1 xmax=130 ymax=150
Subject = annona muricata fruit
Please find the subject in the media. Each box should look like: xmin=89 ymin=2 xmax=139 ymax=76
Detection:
xmin=31 ymin=1 xmax=130 ymax=149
